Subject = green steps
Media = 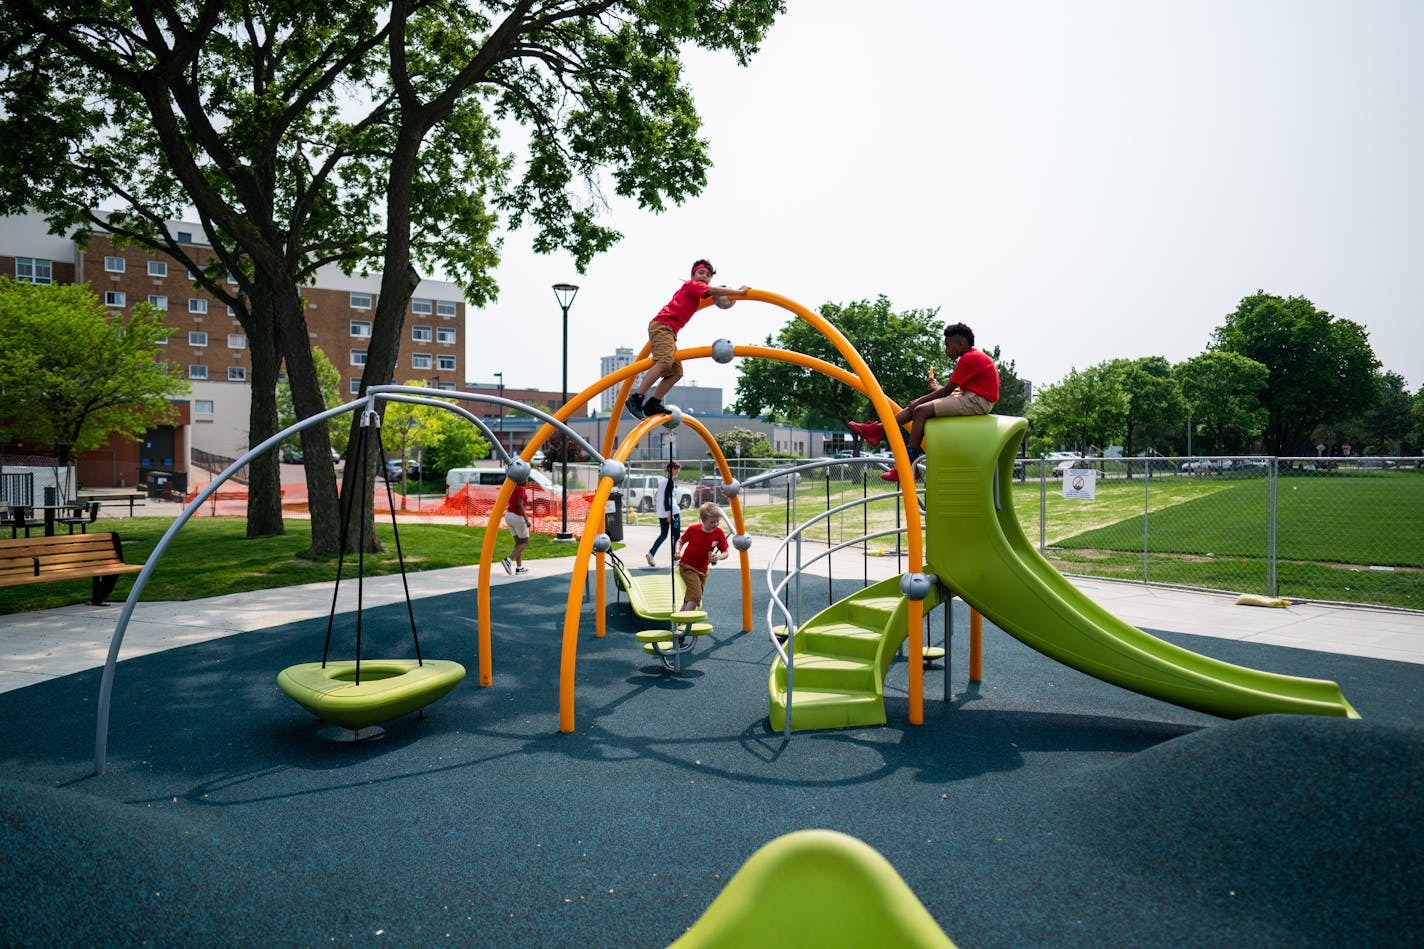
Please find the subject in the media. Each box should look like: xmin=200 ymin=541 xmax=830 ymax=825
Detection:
xmin=768 ymin=576 xmax=944 ymax=732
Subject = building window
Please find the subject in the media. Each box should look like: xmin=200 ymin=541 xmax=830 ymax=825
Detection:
xmin=104 ymin=256 xmax=125 ymax=273
xmin=227 ymin=305 xmax=237 ymax=317
xmin=350 ymin=320 xmax=372 ymax=338
xmin=436 ymin=300 xmax=457 ymax=317
xmin=189 ymin=331 xmax=208 ymax=346
xmin=194 ymin=399 xmax=214 ymax=414
xmin=176 ymin=231 xmax=194 ymax=244
xmin=156 ymin=334 xmax=169 ymax=345
xmin=189 ymin=365 xmax=208 ymax=380
xmin=437 ymin=381 xmax=457 ymax=391
xmin=189 ymin=298 xmax=208 ymax=314
xmin=227 ymin=334 xmax=246 ymax=349
xmin=350 ymin=378 xmax=362 ymax=395
xmin=147 ymin=260 xmax=168 ymax=277
xmin=436 ymin=327 xmax=457 ymax=344
xmin=436 ymin=355 xmax=456 ymax=372
xmin=350 ymin=350 xmax=367 ymax=366
xmin=350 ymin=292 xmax=372 ymax=309
xmin=228 ymin=366 xmax=247 ymax=382
xmin=411 ymin=353 xmax=433 ymax=370
xmin=411 ymin=325 xmax=433 ymax=342
xmin=412 ymin=298 xmax=433 ymax=315
xmin=226 ymin=274 xmax=238 ymax=285
xmin=104 ymin=290 xmax=126 ymax=307
xmin=15 ymin=257 xmax=52 ymax=284
xmin=148 ymin=294 xmax=168 ymax=310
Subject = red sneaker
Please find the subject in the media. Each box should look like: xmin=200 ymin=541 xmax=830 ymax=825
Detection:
xmin=880 ymin=468 xmax=899 ymax=482
xmin=848 ymin=420 xmax=885 ymax=446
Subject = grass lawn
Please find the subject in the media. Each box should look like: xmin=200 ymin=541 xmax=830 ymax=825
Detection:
xmin=1056 ymin=471 xmax=1424 ymax=608
xmin=0 ymin=517 xmax=564 ymax=615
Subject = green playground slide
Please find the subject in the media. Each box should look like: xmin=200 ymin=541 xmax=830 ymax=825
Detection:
xmin=921 ymin=415 xmax=1358 ymax=720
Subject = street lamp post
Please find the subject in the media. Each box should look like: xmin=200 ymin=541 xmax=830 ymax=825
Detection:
xmin=552 ymin=282 xmax=579 ymax=541
xmin=494 ymin=371 xmax=505 ymax=453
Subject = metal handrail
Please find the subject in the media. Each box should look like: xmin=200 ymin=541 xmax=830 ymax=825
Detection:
xmin=764 ymin=486 xmax=925 ymax=736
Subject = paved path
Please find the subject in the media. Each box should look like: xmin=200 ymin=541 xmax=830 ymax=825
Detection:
xmin=2 ymin=520 xmax=1420 ymax=695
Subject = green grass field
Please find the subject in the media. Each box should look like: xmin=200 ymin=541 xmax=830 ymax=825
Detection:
xmin=1053 ymin=471 xmax=1423 ymax=608
xmin=0 ymin=518 xmax=560 ymax=615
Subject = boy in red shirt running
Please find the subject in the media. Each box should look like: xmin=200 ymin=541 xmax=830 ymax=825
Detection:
xmin=847 ymin=322 xmax=1000 ymax=481
xmin=674 ymin=501 xmax=730 ymax=612
xmin=628 ymin=259 xmax=749 ymax=418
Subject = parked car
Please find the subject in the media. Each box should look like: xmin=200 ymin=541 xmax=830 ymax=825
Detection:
xmin=1051 ymin=455 xmax=1087 ymax=477
xmin=444 ymin=466 xmax=563 ymax=516
xmin=1354 ymin=458 xmax=1396 ymax=470
xmin=692 ymin=475 xmax=733 ymax=505
xmin=1181 ymin=459 xmax=1234 ymax=473
xmin=622 ymin=474 xmax=693 ymax=513
xmin=283 ymin=447 xmax=343 ymax=465
xmin=383 ymin=458 xmax=423 ymax=481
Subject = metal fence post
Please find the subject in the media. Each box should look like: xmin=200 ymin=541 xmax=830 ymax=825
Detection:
xmin=1267 ymin=457 xmax=1278 ymax=596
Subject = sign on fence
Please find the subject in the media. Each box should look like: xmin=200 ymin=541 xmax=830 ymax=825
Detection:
xmin=1062 ymin=468 xmax=1096 ymax=500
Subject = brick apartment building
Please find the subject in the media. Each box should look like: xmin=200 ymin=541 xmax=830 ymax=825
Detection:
xmin=2 ymin=212 xmax=467 ymax=486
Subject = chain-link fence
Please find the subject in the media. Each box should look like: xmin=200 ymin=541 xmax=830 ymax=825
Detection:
xmin=662 ymin=453 xmax=1422 ymax=611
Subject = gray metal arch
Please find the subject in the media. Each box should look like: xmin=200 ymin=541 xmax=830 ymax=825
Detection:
xmin=93 ymin=385 xmax=603 ymax=775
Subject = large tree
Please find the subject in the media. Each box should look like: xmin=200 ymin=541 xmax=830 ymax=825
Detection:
xmin=1211 ymin=292 xmax=1380 ymax=453
xmin=1105 ymin=356 xmax=1186 ymax=457
xmin=1173 ymin=350 xmax=1269 ymax=454
xmin=1353 ymin=370 xmax=1415 ymax=455
xmin=733 ymin=297 xmax=945 ymax=431
xmin=1 ymin=0 xmax=784 ymax=553
xmin=1025 ymin=363 xmax=1128 ymax=455
xmin=0 ymin=278 xmax=187 ymax=466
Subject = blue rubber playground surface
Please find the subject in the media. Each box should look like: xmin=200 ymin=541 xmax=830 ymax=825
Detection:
xmin=2 ymin=573 xmax=1421 ymax=947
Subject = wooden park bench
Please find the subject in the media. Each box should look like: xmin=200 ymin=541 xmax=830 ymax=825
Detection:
xmin=0 ymin=532 xmax=144 ymax=605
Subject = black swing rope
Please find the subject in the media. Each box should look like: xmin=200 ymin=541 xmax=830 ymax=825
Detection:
xmin=319 ymin=408 xmax=425 ymax=684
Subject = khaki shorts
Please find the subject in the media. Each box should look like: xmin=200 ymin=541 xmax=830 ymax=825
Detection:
xmin=931 ymin=390 xmax=994 ymax=417
xmin=679 ymin=564 xmax=708 ymax=605
xmin=503 ymin=512 xmax=530 ymax=539
xmin=648 ymin=321 xmax=684 ymax=383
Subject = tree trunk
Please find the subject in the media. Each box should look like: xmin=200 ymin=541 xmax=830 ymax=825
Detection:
xmin=243 ymin=285 xmax=284 ymax=536
xmin=269 ymin=278 xmax=341 ymax=555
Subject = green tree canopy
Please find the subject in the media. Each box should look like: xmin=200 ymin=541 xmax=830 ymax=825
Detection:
xmin=1026 ymin=363 xmax=1128 ymax=455
xmin=1351 ymin=371 xmax=1415 ymax=455
xmin=2 ymin=0 xmax=785 ymax=552
xmin=1105 ymin=356 xmax=1187 ymax=456
xmin=733 ymin=297 xmax=945 ymax=429
xmin=713 ymin=427 xmax=773 ymax=460
xmin=1173 ymin=350 xmax=1269 ymax=454
xmin=1211 ymin=292 xmax=1380 ymax=453
xmin=0 ymin=279 xmax=187 ymax=464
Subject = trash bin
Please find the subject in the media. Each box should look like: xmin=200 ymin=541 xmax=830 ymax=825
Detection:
xmin=605 ymin=490 xmax=624 ymax=543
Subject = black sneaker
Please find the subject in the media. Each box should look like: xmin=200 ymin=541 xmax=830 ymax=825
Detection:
xmin=643 ymin=397 xmax=666 ymax=416
xmin=627 ymin=393 xmax=646 ymax=418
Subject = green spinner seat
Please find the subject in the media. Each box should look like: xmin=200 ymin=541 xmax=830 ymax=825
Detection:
xmin=278 ymin=659 xmax=466 ymax=731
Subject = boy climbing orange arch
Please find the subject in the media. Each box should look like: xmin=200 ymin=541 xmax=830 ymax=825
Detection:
xmin=628 ymin=259 xmax=749 ymax=418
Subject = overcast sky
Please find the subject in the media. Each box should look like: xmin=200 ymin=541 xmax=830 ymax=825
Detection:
xmin=466 ymin=0 xmax=1424 ymax=407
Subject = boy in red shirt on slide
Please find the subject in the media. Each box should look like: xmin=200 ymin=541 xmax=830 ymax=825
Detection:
xmin=847 ymin=322 xmax=1000 ymax=481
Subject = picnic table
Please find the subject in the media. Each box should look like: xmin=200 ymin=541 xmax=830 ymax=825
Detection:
xmin=78 ymin=489 xmax=148 ymax=517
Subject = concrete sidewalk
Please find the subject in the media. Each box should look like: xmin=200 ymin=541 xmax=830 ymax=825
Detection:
xmin=2 ymin=520 xmax=1421 ymax=695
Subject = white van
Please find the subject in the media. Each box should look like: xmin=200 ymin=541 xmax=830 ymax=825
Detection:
xmin=622 ymin=474 xmax=693 ymax=514
xmin=445 ymin=467 xmax=563 ymax=516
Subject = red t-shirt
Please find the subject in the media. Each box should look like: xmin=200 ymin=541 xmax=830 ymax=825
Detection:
xmin=948 ymin=347 xmax=1000 ymax=403
xmin=652 ymin=279 xmax=710 ymax=333
xmin=678 ymin=524 xmax=728 ymax=572
xmin=509 ymin=482 xmax=528 ymax=517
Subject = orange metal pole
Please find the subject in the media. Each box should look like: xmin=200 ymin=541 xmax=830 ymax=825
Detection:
xmin=969 ymin=609 xmax=983 ymax=683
